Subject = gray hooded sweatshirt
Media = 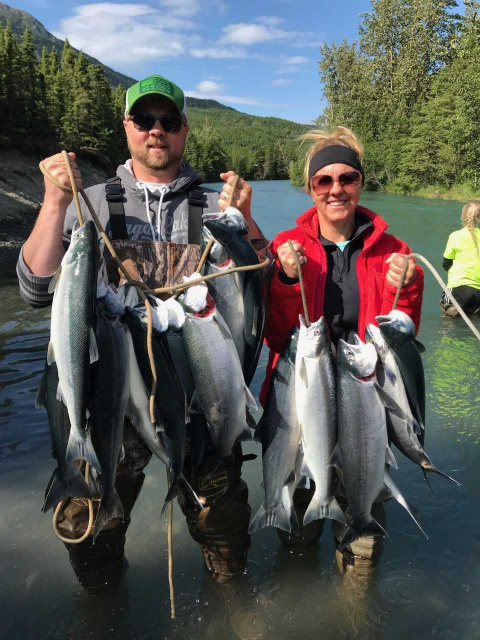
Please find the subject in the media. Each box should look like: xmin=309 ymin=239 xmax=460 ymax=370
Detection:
xmin=17 ymin=161 xmax=220 ymax=307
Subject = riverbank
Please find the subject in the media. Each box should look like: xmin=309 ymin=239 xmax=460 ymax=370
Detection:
xmin=388 ymin=182 xmax=476 ymax=202
xmin=0 ymin=149 xmax=109 ymax=265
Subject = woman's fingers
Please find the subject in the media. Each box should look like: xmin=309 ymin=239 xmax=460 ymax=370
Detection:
xmin=277 ymin=241 xmax=306 ymax=279
xmin=385 ymin=253 xmax=417 ymax=287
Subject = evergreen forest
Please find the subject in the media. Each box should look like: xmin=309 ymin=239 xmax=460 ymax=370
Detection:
xmin=314 ymin=0 xmax=480 ymax=198
xmin=0 ymin=21 xmax=310 ymax=182
xmin=2 ymin=0 xmax=480 ymax=197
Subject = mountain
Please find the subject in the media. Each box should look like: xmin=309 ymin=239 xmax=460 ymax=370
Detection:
xmin=0 ymin=2 xmax=236 ymax=110
xmin=0 ymin=2 xmax=136 ymax=88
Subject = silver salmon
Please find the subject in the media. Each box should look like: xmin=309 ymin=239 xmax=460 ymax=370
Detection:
xmin=333 ymin=337 xmax=426 ymax=550
xmin=366 ymin=322 xmax=459 ymax=486
xmin=89 ymin=312 xmax=129 ymax=541
xmin=47 ymin=220 xmax=100 ymax=471
xmin=249 ymin=327 xmax=301 ymax=533
xmin=295 ymin=316 xmax=344 ymax=526
xmin=182 ymin=296 xmax=257 ymax=460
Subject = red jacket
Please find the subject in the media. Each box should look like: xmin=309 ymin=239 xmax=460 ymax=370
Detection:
xmin=260 ymin=205 xmax=424 ymax=405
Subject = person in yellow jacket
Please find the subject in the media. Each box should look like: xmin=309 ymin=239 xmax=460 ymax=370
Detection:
xmin=441 ymin=200 xmax=480 ymax=317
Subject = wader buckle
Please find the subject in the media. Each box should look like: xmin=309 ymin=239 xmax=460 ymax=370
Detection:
xmin=105 ymin=183 xmax=124 ymax=202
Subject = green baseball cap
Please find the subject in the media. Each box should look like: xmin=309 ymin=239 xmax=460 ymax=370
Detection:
xmin=125 ymin=74 xmax=188 ymax=121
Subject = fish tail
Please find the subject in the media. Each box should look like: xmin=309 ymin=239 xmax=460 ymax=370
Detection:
xmin=303 ymin=494 xmax=346 ymax=526
xmin=421 ymin=468 xmax=434 ymax=495
xmin=42 ymin=465 xmax=91 ymax=513
xmin=65 ymin=432 xmax=101 ymax=473
xmin=338 ymin=519 xmax=386 ymax=552
xmin=92 ymin=491 xmax=124 ymax=543
xmin=160 ymin=474 xmax=203 ymax=517
xmin=248 ymin=503 xmax=291 ymax=534
xmin=424 ymin=464 xmax=461 ymax=486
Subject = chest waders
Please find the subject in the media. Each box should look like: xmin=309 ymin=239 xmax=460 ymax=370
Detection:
xmin=59 ymin=178 xmax=251 ymax=591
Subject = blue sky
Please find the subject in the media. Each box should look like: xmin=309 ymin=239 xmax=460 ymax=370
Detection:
xmin=8 ymin=0 xmax=466 ymax=124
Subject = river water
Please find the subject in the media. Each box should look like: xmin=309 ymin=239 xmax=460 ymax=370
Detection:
xmin=1 ymin=181 xmax=479 ymax=640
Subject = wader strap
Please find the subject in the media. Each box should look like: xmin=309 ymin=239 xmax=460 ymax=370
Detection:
xmin=187 ymin=189 xmax=204 ymax=245
xmin=105 ymin=176 xmax=128 ymax=240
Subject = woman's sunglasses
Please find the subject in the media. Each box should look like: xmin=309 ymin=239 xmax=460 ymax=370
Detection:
xmin=311 ymin=170 xmax=362 ymax=194
xmin=128 ymin=112 xmax=184 ymax=133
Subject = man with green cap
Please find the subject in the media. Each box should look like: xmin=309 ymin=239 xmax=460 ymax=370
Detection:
xmin=17 ymin=73 xmax=266 ymax=590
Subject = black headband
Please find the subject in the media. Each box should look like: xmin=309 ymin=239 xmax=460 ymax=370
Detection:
xmin=308 ymin=145 xmax=364 ymax=183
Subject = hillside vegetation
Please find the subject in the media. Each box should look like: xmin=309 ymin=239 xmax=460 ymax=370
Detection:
xmin=0 ymin=6 xmax=311 ymax=182
xmin=316 ymin=0 xmax=480 ymax=200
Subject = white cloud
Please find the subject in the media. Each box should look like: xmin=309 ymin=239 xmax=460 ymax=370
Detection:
xmin=190 ymin=46 xmax=251 ymax=59
xmin=196 ymin=80 xmax=224 ymax=93
xmin=67 ymin=3 xmax=154 ymax=19
xmin=272 ymin=78 xmax=291 ymax=86
xmin=51 ymin=3 xmax=321 ymax=68
xmin=53 ymin=3 xmax=196 ymax=64
xmin=219 ymin=23 xmax=283 ymax=45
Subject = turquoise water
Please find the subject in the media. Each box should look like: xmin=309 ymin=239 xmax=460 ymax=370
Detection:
xmin=1 ymin=182 xmax=479 ymax=639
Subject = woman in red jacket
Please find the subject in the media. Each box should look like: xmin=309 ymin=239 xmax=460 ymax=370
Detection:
xmin=261 ymin=126 xmax=424 ymax=577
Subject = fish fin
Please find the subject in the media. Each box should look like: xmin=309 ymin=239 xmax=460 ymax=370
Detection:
xmin=87 ymin=466 xmax=102 ymax=494
xmin=414 ymin=339 xmax=426 ymax=353
xmin=245 ymin=386 xmax=258 ymax=412
xmin=411 ymin=416 xmax=422 ymax=436
xmin=248 ymin=502 xmax=291 ymax=534
xmin=383 ymin=468 xmax=428 ymax=539
xmin=161 ymin=474 xmax=203 ymax=517
xmin=89 ymin=327 xmax=99 ymax=364
xmin=413 ymin=402 xmax=425 ymax=430
xmin=374 ymin=382 xmax=398 ymax=411
xmin=329 ymin=443 xmax=343 ymax=470
xmin=338 ymin=519 xmax=387 ymax=552
xmin=303 ymin=494 xmax=346 ymax=526
xmin=55 ymin=382 xmax=65 ymax=403
xmin=65 ymin=433 xmax=101 ymax=473
xmin=35 ymin=370 xmax=48 ymax=409
xmin=281 ymin=484 xmax=299 ymax=535
xmin=385 ymin=444 xmax=398 ymax=469
xmin=422 ymin=468 xmax=434 ymax=495
xmin=299 ymin=357 xmax=308 ymax=388
xmin=92 ymin=491 xmax=124 ymax=543
xmin=421 ymin=461 xmax=461 ymax=486
xmin=46 ymin=341 xmax=55 ymax=366
xmin=47 ymin=266 xmax=62 ymax=294
xmin=42 ymin=464 xmax=91 ymax=513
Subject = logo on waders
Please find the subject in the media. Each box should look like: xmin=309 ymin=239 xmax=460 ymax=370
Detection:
xmin=198 ymin=471 xmax=229 ymax=500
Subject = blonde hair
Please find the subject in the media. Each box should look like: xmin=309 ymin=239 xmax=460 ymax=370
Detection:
xmin=461 ymin=200 xmax=480 ymax=257
xmin=301 ymin=126 xmax=364 ymax=193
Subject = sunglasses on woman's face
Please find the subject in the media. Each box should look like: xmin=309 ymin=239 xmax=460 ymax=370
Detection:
xmin=311 ymin=170 xmax=362 ymax=194
xmin=128 ymin=112 xmax=184 ymax=133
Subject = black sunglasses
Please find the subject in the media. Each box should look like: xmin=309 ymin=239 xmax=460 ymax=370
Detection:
xmin=311 ymin=170 xmax=362 ymax=193
xmin=128 ymin=112 xmax=184 ymax=133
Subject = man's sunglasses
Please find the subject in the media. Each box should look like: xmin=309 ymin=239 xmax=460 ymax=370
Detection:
xmin=311 ymin=170 xmax=362 ymax=193
xmin=128 ymin=112 xmax=184 ymax=133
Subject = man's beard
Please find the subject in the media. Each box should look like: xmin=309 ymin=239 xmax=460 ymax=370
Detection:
xmin=127 ymin=136 xmax=183 ymax=171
